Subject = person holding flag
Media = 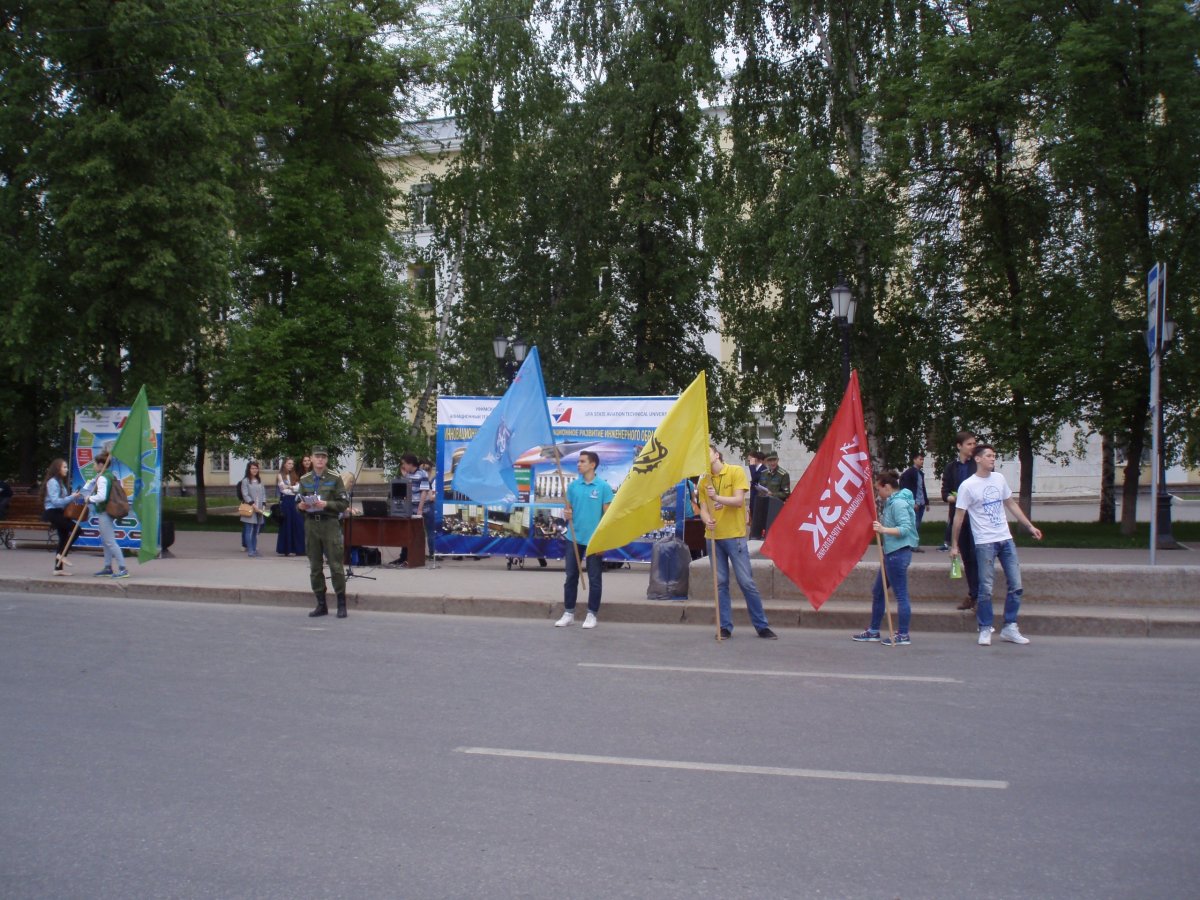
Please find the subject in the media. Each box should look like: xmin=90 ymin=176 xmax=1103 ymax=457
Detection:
xmin=693 ymin=445 xmax=778 ymax=640
xmin=82 ymin=448 xmax=129 ymax=579
xmin=852 ymin=470 xmax=919 ymax=646
xmin=554 ymin=451 xmax=613 ymax=629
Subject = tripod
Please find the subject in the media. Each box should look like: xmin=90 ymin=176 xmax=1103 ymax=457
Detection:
xmin=343 ymin=455 xmax=376 ymax=581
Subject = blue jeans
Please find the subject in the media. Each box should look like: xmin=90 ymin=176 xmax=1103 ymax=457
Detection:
xmin=97 ymin=512 xmax=124 ymax=571
xmin=871 ymin=546 xmax=912 ymax=634
xmin=975 ymin=539 xmax=1022 ymax=629
xmin=423 ymin=509 xmax=436 ymax=557
xmin=242 ymin=521 xmax=261 ymax=556
xmin=564 ymin=542 xmax=603 ymax=613
xmin=713 ymin=537 xmax=769 ymax=632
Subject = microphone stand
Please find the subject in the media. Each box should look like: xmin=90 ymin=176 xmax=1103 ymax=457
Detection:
xmin=343 ymin=453 xmax=375 ymax=581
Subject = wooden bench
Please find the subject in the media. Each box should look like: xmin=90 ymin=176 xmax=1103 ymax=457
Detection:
xmin=0 ymin=488 xmax=55 ymax=549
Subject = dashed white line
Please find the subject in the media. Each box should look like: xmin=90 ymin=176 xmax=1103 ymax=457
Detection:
xmin=579 ymin=662 xmax=961 ymax=684
xmin=455 ymin=747 xmax=1007 ymax=789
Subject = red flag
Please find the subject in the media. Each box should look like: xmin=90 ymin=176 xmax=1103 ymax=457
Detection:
xmin=762 ymin=371 xmax=876 ymax=610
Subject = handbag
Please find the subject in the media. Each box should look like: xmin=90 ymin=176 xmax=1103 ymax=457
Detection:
xmin=237 ymin=502 xmax=255 ymax=518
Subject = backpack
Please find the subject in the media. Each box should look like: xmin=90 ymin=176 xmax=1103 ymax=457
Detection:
xmin=105 ymin=475 xmax=130 ymax=519
xmin=647 ymin=535 xmax=691 ymax=601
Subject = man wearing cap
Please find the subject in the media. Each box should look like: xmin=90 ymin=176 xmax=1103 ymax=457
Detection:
xmin=755 ymin=453 xmax=790 ymax=539
xmin=298 ymin=446 xmax=350 ymax=618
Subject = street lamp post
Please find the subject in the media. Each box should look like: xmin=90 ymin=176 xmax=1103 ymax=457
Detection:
xmin=493 ymin=332 xmax=528 ymax=385
xmin=830 ymin=276 xmax=857 ymax=390
xmin=1155 ymin=318 xmax=1179 ymax=549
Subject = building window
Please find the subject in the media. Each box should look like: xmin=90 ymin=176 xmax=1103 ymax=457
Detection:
xmin=409 ymin=262 xmax=435 ymax=309
xmin=263 ymin=457 xmax=283 ymax=472
xmin=211 ymin=452 xmax=230 ymax=473
xmin=410 ymin=182 xmax=434 ymax=229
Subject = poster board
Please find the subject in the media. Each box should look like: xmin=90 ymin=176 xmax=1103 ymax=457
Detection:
xmin=435 ymin=396 xmax=679 ymax=562
xmin=71 ymin=406 xmax=164 ymax=554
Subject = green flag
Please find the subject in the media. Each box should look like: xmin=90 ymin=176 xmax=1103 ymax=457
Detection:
xmin=110 ymin=385 xmax=160 ymax=563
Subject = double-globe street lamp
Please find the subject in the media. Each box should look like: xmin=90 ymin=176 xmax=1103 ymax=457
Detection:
xmin=492 ymin=333 xmax=528 ymax=386
xmin=831 ymin=276 xmax=857 ymax=390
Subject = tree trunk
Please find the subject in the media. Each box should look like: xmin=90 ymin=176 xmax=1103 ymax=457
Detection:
xmin=1119 ymin=396 xmax=1149 ymax=536
xmin=1016 ymin=418 xmax=1034 ymax=518
xmin=194 ymin=438 xmax=208 ymax=524
xmin=1098 ymin=430 xmax=1116 ymax=524
xmin=411 ymin=218 xmax=467 ymax=438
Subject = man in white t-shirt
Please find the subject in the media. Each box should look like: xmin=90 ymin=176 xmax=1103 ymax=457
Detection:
xmin=950 ymin=444 xmax=1044 ymax=646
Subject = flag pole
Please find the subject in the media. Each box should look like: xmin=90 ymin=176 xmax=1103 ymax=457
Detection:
xmin=57 ymin=453 xmax=112 ymax=567
xmin=696 ymin=462 xmax=723 ymax=642
xmin=551 ymin=452 xmax=586 ymax=591
xmin=873 ymin=532 xmax=896 ymax=644
xmin=866 ymin=462 xmax=896 ymax=645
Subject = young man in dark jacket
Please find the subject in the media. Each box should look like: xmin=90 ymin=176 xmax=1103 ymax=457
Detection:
xmin=940 ymin=431 xmax=978 ymax=610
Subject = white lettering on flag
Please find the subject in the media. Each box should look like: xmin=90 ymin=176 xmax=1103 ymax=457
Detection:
xmin=796 ymin=438 xmax=871 ymax=558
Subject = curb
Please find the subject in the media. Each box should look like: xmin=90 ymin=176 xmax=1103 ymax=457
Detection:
xmin=9 ymin=576 xmax=1200 ymax=639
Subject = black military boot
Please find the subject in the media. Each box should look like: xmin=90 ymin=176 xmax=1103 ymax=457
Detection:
xmin=309 ymin=592 xmax=328 ymax=617
xmin=336 ymin=592 xmax=347 ymax=618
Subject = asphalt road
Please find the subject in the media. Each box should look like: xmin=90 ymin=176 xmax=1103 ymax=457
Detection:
xmin=2 ymin=591 xmax=1197 ymax=899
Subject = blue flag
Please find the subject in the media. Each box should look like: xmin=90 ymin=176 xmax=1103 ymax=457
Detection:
xmin=452 ymin=346 xmax=556 ymax=505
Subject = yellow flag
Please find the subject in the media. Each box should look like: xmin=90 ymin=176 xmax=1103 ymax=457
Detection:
xmin=586 ymin=372 xmax=710 ymax=556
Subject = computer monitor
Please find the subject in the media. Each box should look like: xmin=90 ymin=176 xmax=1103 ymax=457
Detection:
xmin=361 ymin=499 xmax=389 ymax=518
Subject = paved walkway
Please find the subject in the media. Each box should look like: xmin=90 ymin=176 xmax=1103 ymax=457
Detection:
xmin=3 ymin=529 xmax=1196 ymax=639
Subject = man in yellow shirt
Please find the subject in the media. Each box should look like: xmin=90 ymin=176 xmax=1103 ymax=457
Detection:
xmin=693 ymin=445 xmax=778 ymax=640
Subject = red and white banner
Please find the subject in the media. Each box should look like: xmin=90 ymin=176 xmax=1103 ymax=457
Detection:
xmin=762 ymin=371 xmax=876 ymax=610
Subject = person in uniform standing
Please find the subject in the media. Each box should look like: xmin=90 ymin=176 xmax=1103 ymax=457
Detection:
xmin=298 ymin=445 xmax=350 ymax=618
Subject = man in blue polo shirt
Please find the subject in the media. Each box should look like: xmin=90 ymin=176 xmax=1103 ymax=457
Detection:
xmin=555 ymin=450 xmax=614 ymax=630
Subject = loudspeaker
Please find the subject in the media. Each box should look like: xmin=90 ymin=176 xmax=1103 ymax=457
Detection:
xmin=389 ymin=479 xmax=412 ymax=517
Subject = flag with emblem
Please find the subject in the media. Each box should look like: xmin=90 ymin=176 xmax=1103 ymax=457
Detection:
xmin=109 ymin=385 xmax=162 ymax=563
xmin=586 ymin=371 xmax=710 ymax=556
xmin=762 ymin=370 xmax=877 ymax=609
xmin=452 ymin=347 xmax=556 ymax=506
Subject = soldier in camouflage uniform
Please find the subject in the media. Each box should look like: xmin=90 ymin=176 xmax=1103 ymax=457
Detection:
xmin=298 ymin=446 xmax=350 ymax=618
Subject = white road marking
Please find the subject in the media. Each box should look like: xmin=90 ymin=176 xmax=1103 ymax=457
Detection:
xmin=579 ymin=662 xmax=961 ymax=684
xmin=456 ymin=747 xmax=1007 ymax=790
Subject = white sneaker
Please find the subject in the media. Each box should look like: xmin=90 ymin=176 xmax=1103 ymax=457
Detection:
xmin=555 ymin=611 xmax=575 ymax=627
xmin=978 ymin=627 xmax=994 ymax=646
xmin=582 ymin=612 xmax=597 ymax=630
xmin=1001 ymin=624 xmax=1030 ymax=644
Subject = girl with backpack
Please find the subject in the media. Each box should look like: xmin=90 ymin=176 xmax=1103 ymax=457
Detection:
xmin=83 ymin=449 xmax=129 ymax=579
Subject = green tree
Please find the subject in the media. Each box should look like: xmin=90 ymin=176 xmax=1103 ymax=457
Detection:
xmin=2 ymin=0 xmax=248 ymax=482
xmin=215 ymin=0 xmax=434 ymax=470
xmin=897 ymin=1 xmax=1086 ymax=514
xmin=434 ymin=0 xmax=722 ymax=399
xmin=709 ymin=1 xmax=936 ymax=463
xmin=1042 ymin=0 xmax=1200 ymax=529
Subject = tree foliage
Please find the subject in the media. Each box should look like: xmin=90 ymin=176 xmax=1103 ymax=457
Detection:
xmin=1 ymin=0 xmax=437 ymax=491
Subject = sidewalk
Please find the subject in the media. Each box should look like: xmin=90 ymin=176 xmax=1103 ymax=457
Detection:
xmin=2 ymin=530 xmax=1197 ymax=638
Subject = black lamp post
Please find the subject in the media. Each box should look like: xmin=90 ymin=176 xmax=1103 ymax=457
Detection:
xmin=492 ymin=333 xmax=528 ymax=385
xmin=1155 ymin=318 xmax=1179 ymax=549
xmin=830 ymin=276 xmax=856 ymax=390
